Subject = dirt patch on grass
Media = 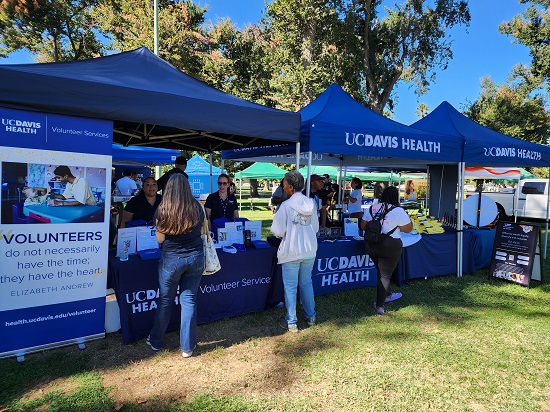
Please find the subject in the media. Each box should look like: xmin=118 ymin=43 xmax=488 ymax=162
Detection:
xmin=91 ymin=309 xmax=338 ymax=408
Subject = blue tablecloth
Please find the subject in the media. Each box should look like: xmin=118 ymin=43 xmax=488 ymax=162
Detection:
xmin=467 ymin=228 xmax=496 ymax=270
xmin=313 ymin=239 xmax=378 ymax=295
xmin=23 ymin=203 xmax=104 ymax=223
xmin=397 ymin=231 xmax=476 ymax=281
xmin=271 ymin=239 xmax=388 ymax=298
xmin=108 ymin=247 xmax=278 ymax=344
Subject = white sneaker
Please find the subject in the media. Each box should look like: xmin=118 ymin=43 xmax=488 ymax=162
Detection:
xmin=182 ymin=351 xmax=193 ymax=358
xmin=287 ymin=323 xmax=299 ymax=333
xmin=307 ymin=316 xmax=316 ymax=326
xmin=279 ymin=318 xmax=299 ymax=333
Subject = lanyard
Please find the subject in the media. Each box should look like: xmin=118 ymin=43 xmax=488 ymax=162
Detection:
xmin=220 ymin=193 xmax=230 ymax=217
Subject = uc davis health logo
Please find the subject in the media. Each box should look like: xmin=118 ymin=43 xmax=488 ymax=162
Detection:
xmin=1 ymin=117 xmax=42 ymax=134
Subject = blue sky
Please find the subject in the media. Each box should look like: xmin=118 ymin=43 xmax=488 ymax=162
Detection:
xmin=3 ymin=1 xmax=532 ymax=125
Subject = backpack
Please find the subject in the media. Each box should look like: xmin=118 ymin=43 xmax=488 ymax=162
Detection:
xmin=364 ymin=205 xmax=397 ymax=245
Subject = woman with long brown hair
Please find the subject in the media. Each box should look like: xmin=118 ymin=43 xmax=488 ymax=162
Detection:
xmin=146 ymin=174 xmax=205 ymax=358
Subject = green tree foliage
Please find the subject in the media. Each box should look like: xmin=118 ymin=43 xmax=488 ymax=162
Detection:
xmin=259 ymin=0 xmax=470 ymax=113
xmin=0 ymin=0 xmax=104 ymax=61
xmin=416 ymin=103 xmax=430 ymax=118
xmin=262 ymin=0 xmax=351 ymax=111
xmin=92 ymin=0 xmax=208 ymax=76
xmin=202 ymin=19 xmax=276 ymax=106
xmin=499 ymin=1 xmax=550 ymax=85
xmin=464 ymin=65 xmax=550 ymax=146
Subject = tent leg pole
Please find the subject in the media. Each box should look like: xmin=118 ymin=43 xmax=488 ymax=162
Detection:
xmin=457 ymin=162 xmax=465 ymax=277
xmin=209 ymin=153 xmax=213 ymax=193
xmin=295 ymin=142 xmax=300 ymax=170
xmin=306 ymin=151 xmax=313 ymax=197
xmin=545 ymin=169 xmax=550 ymax=259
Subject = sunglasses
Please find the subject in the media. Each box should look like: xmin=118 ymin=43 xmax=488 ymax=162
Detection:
xmin=218 ymin=181 xmax=229 ymax=186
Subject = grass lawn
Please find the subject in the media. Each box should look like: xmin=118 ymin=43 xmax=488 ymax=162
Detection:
xmin=1 ymin=200 xmax=549 ymax=411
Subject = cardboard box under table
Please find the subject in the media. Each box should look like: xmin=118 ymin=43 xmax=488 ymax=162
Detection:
xmin=108 ymin=247 xmax=280 ymax=344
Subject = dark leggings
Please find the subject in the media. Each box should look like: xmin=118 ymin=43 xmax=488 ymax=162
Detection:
xmin=365 ymin=236 xmax=403 ymax=307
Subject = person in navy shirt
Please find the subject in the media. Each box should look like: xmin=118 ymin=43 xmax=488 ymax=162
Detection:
xmin=204 ymin=173 xmax=239 ymax=229
xmin=121 ymin=177 xmax=162 ymax=227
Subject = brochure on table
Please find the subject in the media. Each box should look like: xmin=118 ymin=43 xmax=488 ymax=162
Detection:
xmin=136 ymin=227 xmax=159 ymax=251
xmin=245 ymin=221 xmax=262 ymax=241
xmin=344 ymin=218 xmax=359 ymax=237
xmin=225 ymin=221 xmax=244 ymax=245
xmin=117 ymin=226 xmax=159 ymax=256
xmin=117 ymin=227 xmax=137 ymax=257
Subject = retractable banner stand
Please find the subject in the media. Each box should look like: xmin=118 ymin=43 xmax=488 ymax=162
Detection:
xmin=0 ymin=107 xmax=112 ymax=360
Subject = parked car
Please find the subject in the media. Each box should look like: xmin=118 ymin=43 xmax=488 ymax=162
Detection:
xmin=466 ymin=179 xmax=549 ymax=220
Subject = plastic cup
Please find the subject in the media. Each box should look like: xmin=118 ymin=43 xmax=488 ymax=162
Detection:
xmin=120 ymin=249 xmax=129 ymax=261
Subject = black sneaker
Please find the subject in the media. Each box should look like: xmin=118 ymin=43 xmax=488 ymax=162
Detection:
xmin=146 ymin=336 xmax=160 ymax=351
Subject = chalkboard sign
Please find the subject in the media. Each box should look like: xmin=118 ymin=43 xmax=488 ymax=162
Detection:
xmin=489 ymin=222 xmax=541 ymax=286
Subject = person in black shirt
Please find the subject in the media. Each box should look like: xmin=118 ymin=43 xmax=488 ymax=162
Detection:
xmin=303 ymin=174 xmax=328 ymax=227
xmin=157 ymin=156 xmax=188 ymax=192
xmin=147 ymin=173 xmax=204 ymax=357
xmin=121 ymin=177 xmax=162 ymax=227
xmin=204 ymin=173 xmax=239 ymax=229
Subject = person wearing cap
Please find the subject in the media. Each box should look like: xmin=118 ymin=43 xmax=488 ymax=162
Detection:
xmin=303 ymin=174 xmax=329 ymax=228
xmin=157 ymin=156 xmax=188 ymax=192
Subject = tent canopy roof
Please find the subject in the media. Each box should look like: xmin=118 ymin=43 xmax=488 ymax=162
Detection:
xmin=299 ymin=84 xmax=462 ymax=163
xmin=235 ymin=162 xmax=287 ymax=180
xmin=0 ymin=47 xmax=300 ymax=152
xmin=223 ymin=84 xmax=461 ymax=167
xmin=112 ymin=143 xmax=179 ymax=166
xmin=412 ymin=101 xmax=550 ymax=167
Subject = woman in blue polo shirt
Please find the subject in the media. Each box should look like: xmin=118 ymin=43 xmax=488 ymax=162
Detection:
xmin=204 ymin=173 xmax=239 ymax=228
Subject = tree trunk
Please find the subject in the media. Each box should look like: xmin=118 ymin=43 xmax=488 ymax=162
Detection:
xmin=250 ymin=179 xmax=259 ymax=197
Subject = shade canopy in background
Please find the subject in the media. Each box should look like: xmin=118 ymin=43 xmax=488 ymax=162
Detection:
xmin=185 ymin=154 xmax=223 ymax=197
xmin=298 ymin=165 xmax=338 ymax=179
xmin=112 ymin=144 xmax=179 ymax=166
xmin=234 ymin=163 xmax=287 ymax=180
xmin=464 ymin=167 xmax=536 ymax=180
xmin=0 ymin=47 xmax=300 ymax=152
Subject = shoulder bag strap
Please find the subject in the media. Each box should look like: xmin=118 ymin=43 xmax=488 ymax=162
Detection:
xmin=200 ymin=203 xmax=210 ymax=241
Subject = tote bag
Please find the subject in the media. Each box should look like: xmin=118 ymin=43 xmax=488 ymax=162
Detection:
xmin=201 ymin=205 xmax=221 ymax=275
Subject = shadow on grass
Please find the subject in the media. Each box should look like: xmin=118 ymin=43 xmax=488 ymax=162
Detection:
xmin=2 ymin=272 xmax=547 ymax=410
xmin=0 ymin=350 xmax=95 ymax=409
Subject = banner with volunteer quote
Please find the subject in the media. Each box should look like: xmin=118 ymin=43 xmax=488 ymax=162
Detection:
xmin=0 ymin=107 xmax=112 ymax=358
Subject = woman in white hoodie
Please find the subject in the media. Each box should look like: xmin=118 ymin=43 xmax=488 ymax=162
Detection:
xmin=270 ymin=171 xmax=319 ymax=332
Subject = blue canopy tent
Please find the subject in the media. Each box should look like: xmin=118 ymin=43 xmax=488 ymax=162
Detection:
xmin=223 ymin=84 xmax=461 ymax=204
xmin=0 ymin=47 xmax=300 ymax=152
xmin=186 ymin=154 xmax=222 ymax=197
xmin=411 ymin=101 xmax=550 ymax=168
xmin=412 ymin=101 xmax=550 ymax=265
xmin=224 ymin=84 xmax=461 ymax=172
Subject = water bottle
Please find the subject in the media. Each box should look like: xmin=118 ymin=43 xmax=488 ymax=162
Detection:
xmin=120 ymin=248 xmax=129 ymax=261
xmin=244 ymin=230 xmax=252 ymax=249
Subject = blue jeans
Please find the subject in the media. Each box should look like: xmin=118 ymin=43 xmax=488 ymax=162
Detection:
xmin=281 ymin=258 xmax=316 ymax=325
xmin=149 ymin=251 xmax=204 ymax=353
